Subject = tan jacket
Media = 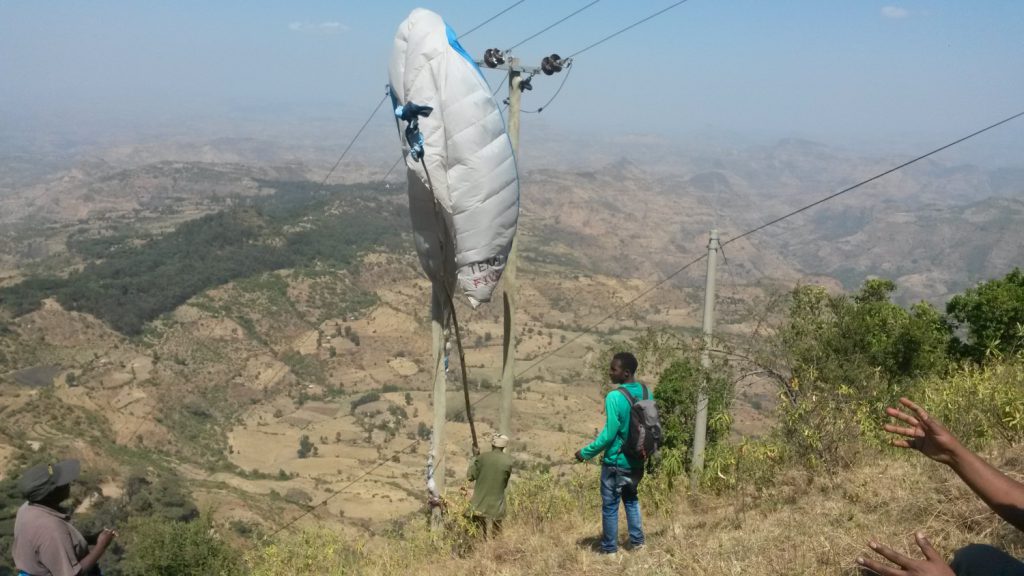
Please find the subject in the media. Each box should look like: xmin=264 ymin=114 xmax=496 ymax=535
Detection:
xmin=12 ymin=502 xmax=89 ymax=576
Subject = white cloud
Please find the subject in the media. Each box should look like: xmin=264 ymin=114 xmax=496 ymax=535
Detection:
xmin=881 ymin=6 xmax=910 ymax=19
xmin=288 ymin=21 xmax=349 ymax=34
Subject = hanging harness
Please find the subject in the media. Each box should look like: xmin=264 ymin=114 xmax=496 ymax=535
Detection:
xmin=395 ymin=96 xmax=480 ymax=460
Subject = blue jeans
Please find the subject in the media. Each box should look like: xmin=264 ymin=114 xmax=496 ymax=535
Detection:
xmin=600 ymin=464 xmax=644 ymax=553
xmin=951 ymin=544 xmax=1024 ymax=576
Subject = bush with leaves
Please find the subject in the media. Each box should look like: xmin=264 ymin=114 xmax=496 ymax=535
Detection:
xmin=120 ymin=514 xmax=240 ymax=576
xmin=297 ymin=435 xmax=315 ymax=459
xmin=350 ymin=391 xmax=381 ymax=414
xmin=655 ymin=357 xmax=734 ymax=470
xmin=947 ymin=267 xmax=1024 ymax=362
xmin=775 ymin=279 xmax=952 ymax=467
xmin=914 ymin=359 xmax=1024 ymax=448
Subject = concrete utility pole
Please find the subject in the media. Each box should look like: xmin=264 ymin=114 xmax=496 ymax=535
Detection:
xmin=499 ymin=57 xmax=525 ymax=436
xmin=429 ymin=290 xmax=447 ymax=526
xmin=690 ymin=229 xmax=720 ymax=489
xmin=427 ymin=53 xmax=552 ymax=527
xmin=476 ymin=54 xmax=545 ymax=437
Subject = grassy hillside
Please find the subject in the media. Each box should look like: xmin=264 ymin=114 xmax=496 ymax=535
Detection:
xmin=240 ymin=448 xmax=1024 ymax=576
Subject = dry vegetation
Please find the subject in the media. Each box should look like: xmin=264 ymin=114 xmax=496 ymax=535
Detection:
xmin=240 ymin=447 xmax=1024 ymax=575
xmin=1 ymin=149 xmax=1022 ymax=574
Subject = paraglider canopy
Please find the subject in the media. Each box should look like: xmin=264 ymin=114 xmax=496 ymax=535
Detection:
xmin=388 ymin=8 xmax=519 ymax=308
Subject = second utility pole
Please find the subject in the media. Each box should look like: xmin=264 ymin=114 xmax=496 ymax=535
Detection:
xmin=690 ymin=229 xmax=719 ymax=489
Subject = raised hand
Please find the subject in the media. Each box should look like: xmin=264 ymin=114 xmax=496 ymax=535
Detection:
xmin=857 ymin=533 xmax=954 ymax=576
xmin=883 ymin=398 xmax=963 ymax=466
xmin=96 ymin=527 xmax=117 ymax=549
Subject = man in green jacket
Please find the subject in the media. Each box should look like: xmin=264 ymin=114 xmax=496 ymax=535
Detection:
xmin=467 ymin=433 xmax=513 ymax=536
xmin=575 ymin=352 xmax=649 ymax=555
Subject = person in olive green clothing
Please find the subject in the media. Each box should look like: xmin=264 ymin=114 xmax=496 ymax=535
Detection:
xmin=575 ymin=352 xmax=649 ymax=555
xmin=467 ymin=434 xmax=513 ymax=536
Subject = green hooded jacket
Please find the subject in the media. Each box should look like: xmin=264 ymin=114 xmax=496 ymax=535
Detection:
xmin=579 ymin=382 xmax=649 ymax=470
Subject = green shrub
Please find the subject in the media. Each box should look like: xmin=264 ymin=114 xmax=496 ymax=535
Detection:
xmin=656 ymin=357 xmax=734 ymax=461
xmin=121 ymin=515 xmax=240 ymax=576
xmin=350 ymin=391 xmax=381 ymax=414
xmin=245 ymin=529 xmax=372 ymax=575
xmin=916 ymin=360 xmax=1024 ymax=448
xmin=947 ymin=268 xmax=1024 ymax=362
xmin=773 ymin=279 xmax=953 ymax=469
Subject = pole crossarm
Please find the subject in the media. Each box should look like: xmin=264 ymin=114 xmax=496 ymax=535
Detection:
xmin=476 ymin=61 xmax=544 ymax=75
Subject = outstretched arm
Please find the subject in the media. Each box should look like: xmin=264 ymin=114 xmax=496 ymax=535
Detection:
xmin=886 ymin=397 xmax=1024 ymax=532
xmin=578 ymin=394 xmax=622 ymax=461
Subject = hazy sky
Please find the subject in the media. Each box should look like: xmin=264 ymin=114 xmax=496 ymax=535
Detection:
xmin=2 ymin=1 xmax=1022 ymax=157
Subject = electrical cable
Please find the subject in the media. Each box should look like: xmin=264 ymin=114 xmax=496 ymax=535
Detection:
xmin=262 ymin=318 xmax=446 ymax=540
xmin=567 ymin=0 xmax=691 ymax=59
xmin=382 ymin=152 xmax=405 ymax=181
xmin=263 ymin=436 xmax=424 ymax=540
xmin=521 ymin=62 xmax=574 ymax=113
xmin=459 ymin=0 xmax=528 ymax=40
xmin=507 ymin=0 xmax=602 ymax=51
xmin=253 ymin=100 xmax=1024 ymax=540
xmin=315 ymin=93 xmax=389 ymax=190
xmin=493 ymin=70 xmax=511 ymax=97
xmin=722 ymin=109 xmax=1024 ymax=247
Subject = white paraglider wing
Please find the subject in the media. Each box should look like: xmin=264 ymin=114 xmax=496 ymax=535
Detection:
xmin=389 ymin=8 xmax=519 ymax=307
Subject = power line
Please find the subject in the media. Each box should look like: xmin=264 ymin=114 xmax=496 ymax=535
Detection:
xmin=262 ymin=322 xmax=448 ymax=540
xmin=567 ymin=0 xmax=691 ymax=59
xmin=334 ymin=4 xmax=529 ymax=191
xmin=517 ymin=253 xmax=709 ymax=378
xmin=380 ymin=152 xmax=403 ymax=181
xmin=459 ymin=0 xmax=528 ymax=40
xmin=492 ymin=70 xmax=511 ymax=98
xmin=263 ymin=436 xmax=423 ymax=540
xmin=144 ymin=4 xmax=556 ymax=540
xmin=722 ymin=109 xmax=1024 ymax=247
xmin=253 ymin=107 xmax=1024 ymax=538
xmin=508 ymin=0 xmax=602 ymax=51
xmin=521 ymin=62 xmax=574 ymax=114
xmin=316 ymin=92 xmax=388 ymax=190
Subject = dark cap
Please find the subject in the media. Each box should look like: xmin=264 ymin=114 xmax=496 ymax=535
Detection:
xmin=19 ymin=459 xmax=80 ymax=502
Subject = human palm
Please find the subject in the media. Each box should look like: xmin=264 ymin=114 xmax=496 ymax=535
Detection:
xmin=883 ymin=398 xmax=962 ymax=466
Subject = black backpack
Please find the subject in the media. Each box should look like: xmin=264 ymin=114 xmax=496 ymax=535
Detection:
xmin=616 ymin=385 xmax=662 ymax=462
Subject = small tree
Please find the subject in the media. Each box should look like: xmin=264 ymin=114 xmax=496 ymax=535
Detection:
xmin=656 ymin=357 xmax=733 ymax=462
xmin=947 ymin=268 xmax=1024 ymax=362
xmin=297 ymin=435 xmax=314 ymax=459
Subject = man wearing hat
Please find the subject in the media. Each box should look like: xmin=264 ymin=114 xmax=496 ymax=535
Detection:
xmin=12 ymin=459 xmax=117 ymax=576
xmin=466 ymin=434 xmax=513 ymax=536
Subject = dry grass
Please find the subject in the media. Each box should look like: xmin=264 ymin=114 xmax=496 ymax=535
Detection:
xmin=313 ymin=446 xmax=1024 ymax=576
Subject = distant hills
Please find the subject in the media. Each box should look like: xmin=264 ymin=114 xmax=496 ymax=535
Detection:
xmin=1 ymin=132 xmax=1021 ymax=307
